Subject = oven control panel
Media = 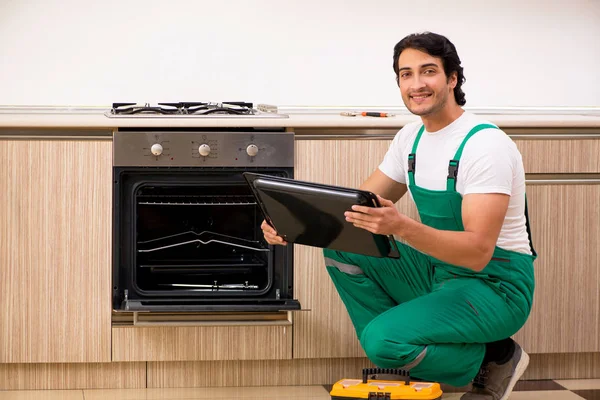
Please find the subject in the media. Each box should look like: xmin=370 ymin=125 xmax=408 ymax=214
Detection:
xmin=113 ymin=131 xmax=294 ymax=167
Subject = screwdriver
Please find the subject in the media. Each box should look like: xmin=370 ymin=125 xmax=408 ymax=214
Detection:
xmin=340 ymin=111 xmax=395 ymax=117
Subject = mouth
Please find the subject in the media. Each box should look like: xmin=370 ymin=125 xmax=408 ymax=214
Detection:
xmin=409 ymin=93 xmax=432 ymax=104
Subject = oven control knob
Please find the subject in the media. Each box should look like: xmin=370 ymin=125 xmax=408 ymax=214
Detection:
xmin=198 ymin=144 xmax=211 ymax=157
xmin=150 ymin=143 xmax=163 ymax=156
xmin=246 ymin=144 xmax=259 ymax=157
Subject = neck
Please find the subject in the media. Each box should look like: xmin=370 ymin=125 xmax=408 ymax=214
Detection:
xmin=421 ymin=104 xmax=464 ymax=132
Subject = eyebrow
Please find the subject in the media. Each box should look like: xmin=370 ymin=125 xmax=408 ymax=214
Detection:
xmin=398 ymin=63 xmax=440 ymax=72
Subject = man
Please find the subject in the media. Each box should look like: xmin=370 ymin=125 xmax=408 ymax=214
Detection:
xmin=262 ymin=32 xmax=536 ymax=400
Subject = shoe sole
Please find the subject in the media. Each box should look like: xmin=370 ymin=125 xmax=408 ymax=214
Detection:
xmin=499 ymin=349 xmax=530 ymax=400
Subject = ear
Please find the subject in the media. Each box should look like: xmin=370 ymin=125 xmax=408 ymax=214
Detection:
xmin=447 ymin=71 xmax=458 ymax=89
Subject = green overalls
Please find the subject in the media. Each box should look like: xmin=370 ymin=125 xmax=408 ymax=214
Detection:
xmin=323 ymin=124 xmax=536 ymax=387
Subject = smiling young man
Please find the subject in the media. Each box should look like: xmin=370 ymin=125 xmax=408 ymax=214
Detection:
xmin=262 ymin=32 xmax=536 ymax=400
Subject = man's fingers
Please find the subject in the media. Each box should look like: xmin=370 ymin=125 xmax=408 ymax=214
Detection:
xmin=351 ymin=205 xmax=371 ymax=214
xmin=261 ymin=220 xmax=277 ymax=235
xmin=264 ymin=232 xmax=287 ymax=245
xmin=345 ymin=211 xmax=382 ymax=223
xmin=264 ymin=232 xmax=281 ymax=241
xmin=376 ymin=195 xmax=394 ymax=207
xmin=345 ymin=212 xmax=366 ymax=222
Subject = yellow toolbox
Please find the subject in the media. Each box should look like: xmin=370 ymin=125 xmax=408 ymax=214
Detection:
xmin=330 ymin=368 xmax=443 ymax=400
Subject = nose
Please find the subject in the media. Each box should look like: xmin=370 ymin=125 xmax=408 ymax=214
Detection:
xmin=410 ymin=74 xmax=426 ymax=91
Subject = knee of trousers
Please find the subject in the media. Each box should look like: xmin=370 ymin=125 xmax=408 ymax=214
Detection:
xmin=323 ymin=248 xmax=344 ymax=260
xmin=360 ymin=318 xmax=420 ymax=369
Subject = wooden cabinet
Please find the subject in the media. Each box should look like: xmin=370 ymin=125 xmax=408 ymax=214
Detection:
xmin=1 ymin=134 xmax=596 ymax=364
xmin=0 ymin=139 xmax=112 ymax=363
xmin=511 ymin=137 xmax=600 ymax=352
xmin=513 ymin=181 xmax=600 ymax=353
xmin=293 ymin=136 xmax=600 ymax=358
xmin=515 ymin=138 xmax=600 ymax=173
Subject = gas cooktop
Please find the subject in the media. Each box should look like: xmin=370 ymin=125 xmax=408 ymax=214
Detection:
xmin=105 ymin=102 xmax=288 ymax=118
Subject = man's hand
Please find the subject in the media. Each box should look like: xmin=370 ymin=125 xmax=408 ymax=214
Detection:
xmin=261 ymin=220 xmax=287 ymax=246
xmin=344 ymin=195 xmax=406 ymax=235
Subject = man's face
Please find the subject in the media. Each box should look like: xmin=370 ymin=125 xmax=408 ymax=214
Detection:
xmin=397 ymin=48 xmax=457 ymax=116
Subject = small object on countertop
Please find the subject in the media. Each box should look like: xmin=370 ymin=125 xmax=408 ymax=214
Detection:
xmin=257 ymin=104 xmax=278 ymax=113
xmin=340 ymin=111 xmax=395 ymax=117
xmin=361 ymin=111 xmax=395 ymax=117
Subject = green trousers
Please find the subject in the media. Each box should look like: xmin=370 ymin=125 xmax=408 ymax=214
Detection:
xmin=323 ymin=242 xmax=534 ymax=387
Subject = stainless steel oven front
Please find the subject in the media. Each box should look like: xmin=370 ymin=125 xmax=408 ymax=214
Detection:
xmin=112 ymin=128 xmax=300 ymax=312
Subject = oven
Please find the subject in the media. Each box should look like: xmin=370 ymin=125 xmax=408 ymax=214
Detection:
xmin=112 ymin=128 xmax=300 ymax=312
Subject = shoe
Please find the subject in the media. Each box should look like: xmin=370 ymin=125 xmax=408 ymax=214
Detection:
xmin=460 ymin=342 xmax=530 ymax=400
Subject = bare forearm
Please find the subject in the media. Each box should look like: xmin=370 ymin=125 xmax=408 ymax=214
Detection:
xmin=396 ymin=217 xmax=493 ymax=271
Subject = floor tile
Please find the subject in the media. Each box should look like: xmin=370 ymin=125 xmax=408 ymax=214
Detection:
xmin=438 ymin=393 xmax=464 ymax=399
xmin=83 ymin=386 xmax=330 ymax=400
xmin=558 ymin=380 xmax=600 ymax=390
xmin=572 ymin=390 xmax=600 ymax=400
xmin=0 ymin=390 xmax=84 ymax=400
xmin=430 ymin=391 xmax=586 ymax=400
xmin=513 ymin=380 xmax=567 ymax=391
xmin=504 ymin=391 xmax=585 ymax=399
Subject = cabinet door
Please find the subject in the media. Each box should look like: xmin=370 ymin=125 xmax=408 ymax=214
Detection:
xmin=0 ymin=139 xmax=112 ymax=363
xmin=293 ymin=139 xmax=419 ymax=358
xmin=512 ymin=181 xmax=600 ymax=353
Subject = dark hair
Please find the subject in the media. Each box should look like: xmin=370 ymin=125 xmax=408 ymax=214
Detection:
xmin=393 ymin=32 xmax=466 ymax=106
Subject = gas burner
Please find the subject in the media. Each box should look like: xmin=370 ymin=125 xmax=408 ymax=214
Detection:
xmin=106 ymin=101 xmax=288 ymax=119
xmin=110 ymin=103 xmax=180 ymax=115
xmin=110 ymin=102 xmax=256 ymax=116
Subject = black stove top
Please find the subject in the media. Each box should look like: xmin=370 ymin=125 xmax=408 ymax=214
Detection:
xmin=110 ymin=102 xmax=256 ymax=116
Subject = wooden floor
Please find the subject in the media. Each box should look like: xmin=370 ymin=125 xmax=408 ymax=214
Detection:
xmin=1 ymin=379 xmax=600 ymax=399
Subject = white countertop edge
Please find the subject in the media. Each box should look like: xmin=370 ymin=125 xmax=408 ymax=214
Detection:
xmin=0 ymin=108 xmax=599 ymax=129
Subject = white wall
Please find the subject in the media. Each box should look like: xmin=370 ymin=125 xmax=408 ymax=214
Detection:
xmin=1 ymin=0 xmax=599 ymax=108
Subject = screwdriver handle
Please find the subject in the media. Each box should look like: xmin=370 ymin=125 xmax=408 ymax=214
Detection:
xmin=361 ymin=112 xmax=393 ymax=117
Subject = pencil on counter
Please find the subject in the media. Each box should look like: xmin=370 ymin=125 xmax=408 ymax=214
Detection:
xmin=340 ymin=111 xmax=395 ymax=117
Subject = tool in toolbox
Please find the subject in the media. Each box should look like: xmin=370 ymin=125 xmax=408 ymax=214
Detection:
xmin=330 ymin=368 xmax=443 ymax=400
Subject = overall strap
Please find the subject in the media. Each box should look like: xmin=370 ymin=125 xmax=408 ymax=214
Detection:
xmin=407 ymin=125 xmax=426 ymax=186
xmin=446 ymin=123 xmax=498 ymax=191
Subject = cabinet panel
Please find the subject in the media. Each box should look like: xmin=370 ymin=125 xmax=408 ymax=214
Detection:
xmin=0 ymin=140 xmax=112 ymax=363
xmin=512 ymin=183 xmax=600 ymax=353
xmin=112 ymin=325 xmax=291 ymax=361
xmin=0 ymin=362 xmax=145 ymax=390
xmin=515 ymin=138 xmax=600 ymax=173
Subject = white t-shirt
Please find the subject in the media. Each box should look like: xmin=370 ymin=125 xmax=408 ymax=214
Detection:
xmin=378 ymin=111 xmax=532 ymax=255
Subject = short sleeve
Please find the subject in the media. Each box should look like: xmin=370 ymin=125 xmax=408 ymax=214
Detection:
xmin=378 ymin=129 xmax=409 ymax=184
xmin=459 ymin=131 xmax=516 ymax=196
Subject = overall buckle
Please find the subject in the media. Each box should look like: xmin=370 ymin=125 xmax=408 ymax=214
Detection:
xmin=408 ymin=154 xmax=416 ymax=173
xmin=447 ymin=160 xmax=459 ymax=179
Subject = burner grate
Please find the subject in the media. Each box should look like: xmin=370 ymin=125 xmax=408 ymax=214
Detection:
xmin=110 ymin=102 xmax=255 ymax=116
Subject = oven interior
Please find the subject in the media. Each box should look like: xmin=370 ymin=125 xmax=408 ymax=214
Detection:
xmin=135 ymin=182 xmax=271 ymax=295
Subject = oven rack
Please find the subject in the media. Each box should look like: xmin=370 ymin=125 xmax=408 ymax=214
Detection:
xmin=160 ymin=282 xmax=260 ymax=291
xmin=137 ymin=194 xmax=257 ymax=206
xmin=137 ymin=230 xmax=269 ymax=253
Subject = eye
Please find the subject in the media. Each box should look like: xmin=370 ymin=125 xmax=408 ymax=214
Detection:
xmin=424 ymin=69 xmax=436 ymax=74
xmin=400 ymin=72 xmax=411 ymax=79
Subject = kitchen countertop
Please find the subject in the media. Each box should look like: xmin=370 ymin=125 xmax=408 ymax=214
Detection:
xmin=0 ymin=106 xmax=599 ymax=130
